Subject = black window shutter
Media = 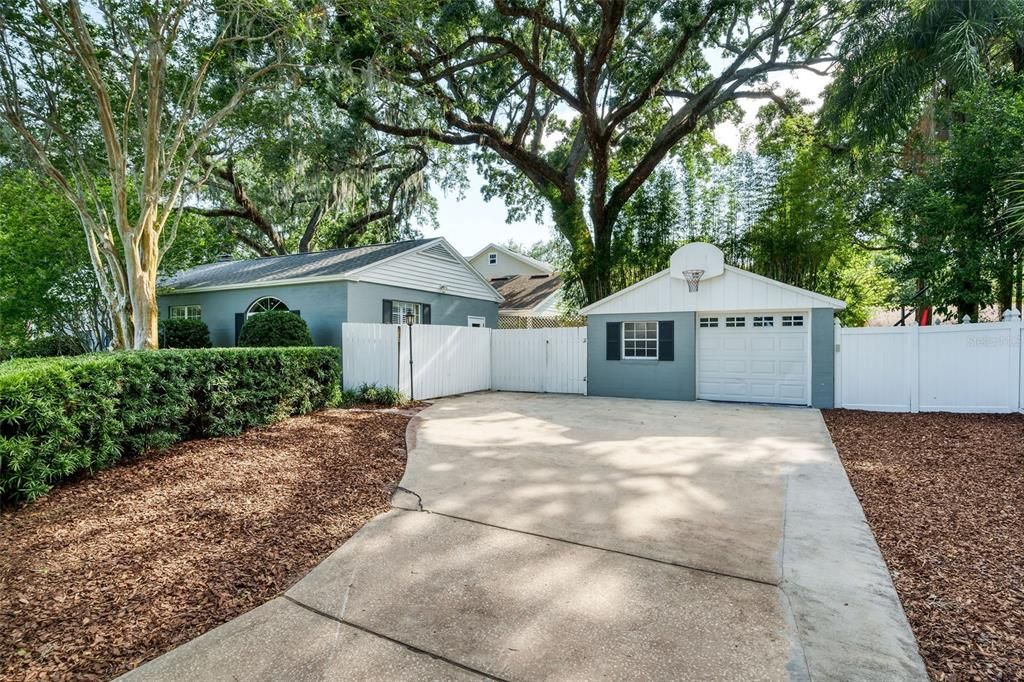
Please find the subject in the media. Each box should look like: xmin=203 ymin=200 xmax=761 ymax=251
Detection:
xmin=382 ymin=300 xmax=393 ymax=323
xmin=606 ymin=321 xmax=621 ymax=360
xmin=422 ymin=304 xmax=431 ymax=324
xmin=658 ymin=320 xmax=674 ymax=361
xmin=234 ymin=313 xmax=245 ymax=345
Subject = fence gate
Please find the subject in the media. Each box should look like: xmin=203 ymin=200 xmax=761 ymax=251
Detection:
xmin=491 ymin=327 xmax=587 ymax=395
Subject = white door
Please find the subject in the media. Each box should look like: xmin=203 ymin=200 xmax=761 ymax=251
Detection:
xmin=696 ymin=312 xmax=809 ymax=405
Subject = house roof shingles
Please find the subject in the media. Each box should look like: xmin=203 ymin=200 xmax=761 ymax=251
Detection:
xmin=159 ymin=238 xmax=435 ymax=291
xmin=491 ymin=273 xmax=562 ymax=311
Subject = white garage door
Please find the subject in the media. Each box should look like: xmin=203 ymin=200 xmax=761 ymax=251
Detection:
xmin=697 ymin=312 xmax=809 ymax=405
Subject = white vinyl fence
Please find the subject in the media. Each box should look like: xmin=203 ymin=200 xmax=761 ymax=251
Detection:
xmin=835 ymin=318 xmax=1024 ymax=413
xmin=342 ymin=323 xmax=587 ymax=400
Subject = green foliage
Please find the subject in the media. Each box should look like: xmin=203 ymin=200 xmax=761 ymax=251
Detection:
xmin=238 ymin=311 xmax=313 ymax=347
xmin=337 ymin=383 xmax=405 ymax=408
xmin=158 ymin=319 xmax=211 ymax=349
xmin=0 ymin=347 xmax=339 ymax=503
xmin=9 ymin=335 xmax=87 ymax=360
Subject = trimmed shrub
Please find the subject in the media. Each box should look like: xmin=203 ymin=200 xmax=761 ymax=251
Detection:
xmin=0 ymin=347 xmax=339 ymax=503
xmin=159 ymin=318 xmax=211 ymax=349
xmin=337 ymin=383 xmax=405 ymax=407
xmin=12 ymin=334 xmax=87 ymax=359
xmin=238 ymin=311 xmax=313 ymax=347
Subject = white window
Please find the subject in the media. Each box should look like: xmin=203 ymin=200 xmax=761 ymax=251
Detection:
xmin=782 ymin=315 xmax=804 ymax=327
xmin=391 ymin=300 xmax=422 ymax=324
xmin=753 ymin=315 xmax=774 ymax=327
xmin=168 ymin=305 xmax=201 ymax=320
xmin=467 ymin=316 xmax=485 ymax=328
xmin=246 ymin=296 xmax=289 ymax=318
xmin=488 ymin=253 xmax=497 ymax=265
xmin=699 ymin=317 xmax=719 ymax=328
xmin=623 ymin=321 xmax=658 ymax=359
xmin=725 ymin=316 xmax=746 ymax=328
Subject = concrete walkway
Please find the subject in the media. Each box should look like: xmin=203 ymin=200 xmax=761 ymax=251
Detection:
xmin=123 ymin=393 xmax=926 ymax=681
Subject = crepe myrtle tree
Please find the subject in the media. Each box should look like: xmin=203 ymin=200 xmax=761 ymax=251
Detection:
xmin=0 ymin=0 xmax=309 ymax=349
xmin=329 ymin=0 xmax=849 ymax=302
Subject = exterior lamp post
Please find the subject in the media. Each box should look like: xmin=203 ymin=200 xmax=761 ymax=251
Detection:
xmin=405 ymin=310 xmax=415 ymax=401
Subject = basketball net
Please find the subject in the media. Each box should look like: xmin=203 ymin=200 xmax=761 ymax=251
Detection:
xmin=682 ymin=268 xmax=704 ymax=292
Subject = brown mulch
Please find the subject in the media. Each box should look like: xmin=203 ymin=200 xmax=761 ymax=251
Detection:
xmin=823 ymin=410 xmax=1024 ymax=681
xmin=1 ymin=408 xmax=413 ymax=680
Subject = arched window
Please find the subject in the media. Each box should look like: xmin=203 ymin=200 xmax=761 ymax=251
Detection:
xmin=246 ymin=296 xmax=289 ymax=318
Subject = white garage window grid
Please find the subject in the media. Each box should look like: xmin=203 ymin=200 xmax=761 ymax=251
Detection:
xmin=168 ymin=304 xmax=201 ymax=320
xmin=753 ymin=315 xmax=774 ymax=327
xmin=699 ymin=317 xmax=719 ymax=328
xmin=622 ymin=321 xmax=658 ymax=359
xmin=782 ymin=315 xmax=804 ymax=327
xmin=725 ymin=316 xmax=746 ymax=328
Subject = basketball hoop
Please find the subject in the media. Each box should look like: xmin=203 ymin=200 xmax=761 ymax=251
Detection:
xmin=682 ymin=268 xmax=704 ymax=292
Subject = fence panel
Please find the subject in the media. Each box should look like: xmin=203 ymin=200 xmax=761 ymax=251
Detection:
xmin=492 ymin=327 xmax=587 ymax=394
xmin=836 ymin=321 xmax=1023 ymax=413
xmin=404 ymin=325 xmax=491 ymax=400
xmin=341 ymin=322 xmax=400 ymax=391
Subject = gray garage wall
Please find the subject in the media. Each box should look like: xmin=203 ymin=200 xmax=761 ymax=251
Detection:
xmin=159 ymin=281 xmax=349 ymax=348
xmin=810 ymin=308 xmax=836 ymax=409
xmin=346 ymin=282 xmax=498 ymax=329
xmin=587 ymin=312 xmax=696 ymax=401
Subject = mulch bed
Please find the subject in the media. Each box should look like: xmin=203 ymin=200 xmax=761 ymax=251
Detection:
xmin=1 ymin=408 xmax=413 ymax=680
xmin=823 ymin=410 xmax=1024 ymax=681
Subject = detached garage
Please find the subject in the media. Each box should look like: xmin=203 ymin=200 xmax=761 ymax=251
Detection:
xmin=580 ymin=243 xmax=846 ymax=407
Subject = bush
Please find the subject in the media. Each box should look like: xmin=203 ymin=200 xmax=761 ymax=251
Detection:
xmin=238 ymin=311 xmax=313 ymax=347
xmin=159 ymin=318 xmax=211 ymax=349
xmin=0 ymin=346 xmax=339 ymax=503
xmin=12 ymin=334 xmax=87 ymax=359
xmin=337 ymin=383 xmax=405 ymax=408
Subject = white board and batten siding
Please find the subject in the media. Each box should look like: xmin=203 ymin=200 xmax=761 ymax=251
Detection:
xmin=580 ymin=265 xmax=844 ymax=315
xmin=354 ymin=241 xmax=502 ymax=302
xmin=342 ymin=323 xmax=587 ymax=400
xmin=835 ymin=319 xmax=1024 ymax=413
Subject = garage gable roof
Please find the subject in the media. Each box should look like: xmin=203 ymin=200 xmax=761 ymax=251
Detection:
xmin=580 ymin=265 xmax=846 ymax=315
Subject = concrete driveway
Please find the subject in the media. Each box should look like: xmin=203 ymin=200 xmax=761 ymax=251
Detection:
xmin=125 ymin=393 xmax=926 ymax=681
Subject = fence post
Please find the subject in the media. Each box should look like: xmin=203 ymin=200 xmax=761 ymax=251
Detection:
xmin=833 ymin=318 xmax=843 ymax=409
xmin=907 ymin=321 xmax=920 ymax=413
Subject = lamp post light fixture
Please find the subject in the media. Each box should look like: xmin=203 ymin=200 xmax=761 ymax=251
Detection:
xmin=404 ymin=310 xmax=415 ymax=401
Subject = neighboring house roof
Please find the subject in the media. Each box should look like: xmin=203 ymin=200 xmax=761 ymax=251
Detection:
xmin=491 ymin=273 xmax=562 ymax=312
xmin=468 ymin=242 xmax=554 ymax=274
xmin=159 ymin=237 xmax=503 ymax=302
xmin=580 ymin=265 xmax=846 ymax=315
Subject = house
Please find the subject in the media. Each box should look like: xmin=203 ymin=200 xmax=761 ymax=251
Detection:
xmin=467 ymin=242 xmax=568 ymax=323
xmin=579 ymin=242 xmax=846 ymax=408
xmin=467 ymin=242 xmax=553 ymax=279
xmin=158 ymin=238 xmax=502 ymax=348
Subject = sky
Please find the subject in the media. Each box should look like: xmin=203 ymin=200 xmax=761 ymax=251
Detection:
xmin=430 ymin=65 xmax=833 ymax=257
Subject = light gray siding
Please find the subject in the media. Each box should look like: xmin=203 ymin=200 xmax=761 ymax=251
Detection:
xmin=159 ymin=281 xmax=348 ymax=347
xmin=346 ymin=282 xmax=498 ymax=328
xmin=810 ymin=308 xmax=835 ymax=408
xmin=587 ymin=312 xmax=696 ymax=401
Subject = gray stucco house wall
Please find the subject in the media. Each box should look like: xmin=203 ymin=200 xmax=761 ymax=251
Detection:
xmin=587 ymin=312 xmax=697 ymax=401
xmin=159 ymin=281 xmax=498 ymax=348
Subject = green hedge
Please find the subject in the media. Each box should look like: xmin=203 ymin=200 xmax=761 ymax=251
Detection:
xmin=239 ymin=311 xmax=313 ymax=347
xmin=159 ymin=318 xmax=212 ymax=349
xmin=0 ymin=347 xmax=339 ymax=503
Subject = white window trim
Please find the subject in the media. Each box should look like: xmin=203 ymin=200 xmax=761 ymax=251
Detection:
xmin=467 ymin=315 xmax=485 ymax=328
xmin=169 ymin=304 xmax=202 ymax=320
xmin=622 ymin=320 xmax=659 ymax=360
xmin=391 ymin=300 xmax=422 ymax=324
xmin=488 ymin=252 xmax=497 ymax=265
xmin=246 ymin=296 xmax=289 ymax=318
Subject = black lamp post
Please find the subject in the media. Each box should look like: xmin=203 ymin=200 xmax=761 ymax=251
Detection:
xmin=404 ymin=310 xmax=415 ymax=401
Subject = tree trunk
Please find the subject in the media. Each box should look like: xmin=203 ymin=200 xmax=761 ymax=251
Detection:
xmin=545 ymin=189 xmax=612 ymax=303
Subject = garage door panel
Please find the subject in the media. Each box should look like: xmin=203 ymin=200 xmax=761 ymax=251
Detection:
xmin=697 ymin=312 xmax=809 ymax=406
